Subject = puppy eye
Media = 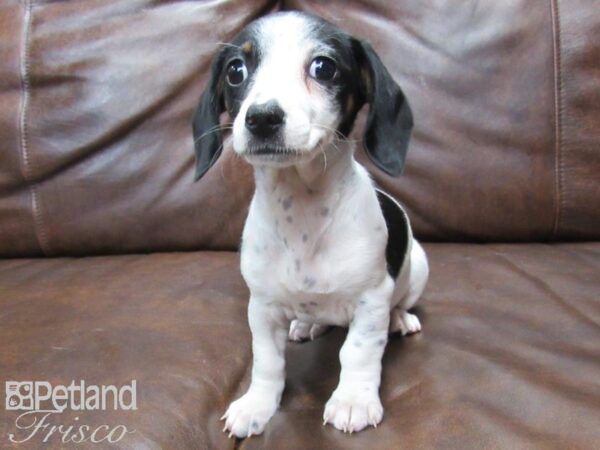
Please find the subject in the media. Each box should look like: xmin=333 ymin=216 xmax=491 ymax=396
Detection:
xmin=226 ymin=59 xmax=248 ymax=86
xmin=309 ymin=56 xmax=337 ymax=81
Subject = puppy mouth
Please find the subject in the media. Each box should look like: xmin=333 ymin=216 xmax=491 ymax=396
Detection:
xmin=243 ymin=146 xmax=307 ymax=163
xmin=246 ymin=146 xmax=301 ymax=156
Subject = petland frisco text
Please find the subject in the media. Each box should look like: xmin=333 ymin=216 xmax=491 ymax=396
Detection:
xmin=5 ymin=380 xmax=137 ymax=444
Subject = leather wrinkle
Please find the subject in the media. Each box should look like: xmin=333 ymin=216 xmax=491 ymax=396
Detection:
xmin=447 ymin=333 xmax=600 ymax=411
xmin=550 ymin=0 xmax=564 ymax=238
xmin=17 ymin=0 xmax=50 ymax=256
xmin=461 ymin=396 xmax=581 ymax=448
xmin=492 ymin=248 xmax=600 ymax=330
xmin=34 ymin=59 xmax=202 ymax=186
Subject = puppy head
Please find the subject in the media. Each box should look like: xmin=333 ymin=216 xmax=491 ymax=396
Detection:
xmin=192 ymin=11 xmax=413 ymax=180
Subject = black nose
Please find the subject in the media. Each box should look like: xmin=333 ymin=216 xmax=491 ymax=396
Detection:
xmin=245 ymin=100 xmax=285 ymax=138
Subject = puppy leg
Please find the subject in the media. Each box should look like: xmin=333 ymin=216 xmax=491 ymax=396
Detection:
xmin=390 ymin=240 xmax=428 ymax=336
xmin=323 ymin=278 xmax=393 ymax=433
xmin=222 ymin=296 xmax=288 ymax=438
xmin=288 ymin=320 xmax=329 ymax=342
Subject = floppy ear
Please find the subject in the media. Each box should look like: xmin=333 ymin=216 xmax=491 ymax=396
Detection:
xmin=352 ymin=40 xmax=414 ymax=176
xmin=192 ymin=50 xmax=227 ymax=181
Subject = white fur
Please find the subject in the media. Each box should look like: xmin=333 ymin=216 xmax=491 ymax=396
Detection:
xmin=221 ymin=13 xmax=429 ymax=438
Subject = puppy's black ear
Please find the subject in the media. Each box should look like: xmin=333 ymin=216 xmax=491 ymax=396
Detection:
xmin=352 ymin=40 xmax=413 ymax=176
xmin=192 ymin=50 xmax=227 ymax=181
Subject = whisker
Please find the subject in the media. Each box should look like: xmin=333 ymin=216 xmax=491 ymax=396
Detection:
xmin=312 ymin=123 xmax=359 ymax=145
xmin=193 ymin=124 xmax=234 ymax=146
xmin=318 ymin=141 xmax=328 ymax=173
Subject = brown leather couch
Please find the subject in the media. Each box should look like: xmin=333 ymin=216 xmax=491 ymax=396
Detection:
xmin=1 ymin=1 xmax=599 ymax=449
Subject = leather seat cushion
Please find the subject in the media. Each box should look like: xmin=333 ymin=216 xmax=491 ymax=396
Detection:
xmin=1 ymin=243 xmax=598 ymax=449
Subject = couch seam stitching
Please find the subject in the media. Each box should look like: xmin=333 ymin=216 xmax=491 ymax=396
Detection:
xmin=550 ymin=0 xmax=564 ymax=239
xmin=19 ymin=0 xmax=50 ymax=256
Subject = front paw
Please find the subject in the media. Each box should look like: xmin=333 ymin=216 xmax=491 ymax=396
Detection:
xmin=221 ymin=391 xmax=279 ymax=438
xmin=323 ymin=385 xmax=383 ymax=433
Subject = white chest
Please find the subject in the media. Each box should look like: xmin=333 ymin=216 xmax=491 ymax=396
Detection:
xmin=240 ymin=162 xmax=389 ymax=324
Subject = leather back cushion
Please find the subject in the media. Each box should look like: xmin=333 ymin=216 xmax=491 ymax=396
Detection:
xmin=0 ymin=0 xmax=598 ymax=256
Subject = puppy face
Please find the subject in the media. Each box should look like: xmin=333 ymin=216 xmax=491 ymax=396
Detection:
xmin=224 ymin=13 xmax=362 ymax=167
xmin=192 ymin=11 xmax=413 ymax=179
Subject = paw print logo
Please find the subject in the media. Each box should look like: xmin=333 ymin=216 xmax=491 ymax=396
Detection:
xmin=5 ymin=382 xmax=34 ymax=411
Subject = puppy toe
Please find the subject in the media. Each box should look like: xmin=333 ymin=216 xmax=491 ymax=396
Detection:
xmin=289 ymin=320 xmax=329 ymax=342
xmin=323 ymin=386 xmax=383 ymax=433
xmin=288 ymin=320 xmax=311 ymax=341
xmin=309 ymin=323 xmax=329 ymax=340
xmin=222 ymin=391 xmax=278 ymax=438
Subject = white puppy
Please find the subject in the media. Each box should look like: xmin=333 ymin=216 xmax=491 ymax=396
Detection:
xmin=192 ymin=11 xmax=428 ymax=438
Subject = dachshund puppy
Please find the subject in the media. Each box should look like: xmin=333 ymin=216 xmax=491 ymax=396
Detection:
xmin=192 ymin=11 xmax=428 ymax=437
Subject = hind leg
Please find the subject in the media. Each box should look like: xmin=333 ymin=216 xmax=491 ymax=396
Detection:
xmin=390 ymin=240 xmax=428 ymax=336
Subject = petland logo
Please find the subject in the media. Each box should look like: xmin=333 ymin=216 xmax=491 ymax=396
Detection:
xmin=5 ymin=380 xmax=137 ymax=444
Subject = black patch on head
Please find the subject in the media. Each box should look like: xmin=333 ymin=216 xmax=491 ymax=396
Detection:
xmin=221 ymin=27 xmax=262 ymax=118
xmin=352 ymin=40 xmax=413 ymax=176
xmin=376 ymin=189 xmax=410 ymax=279
xmin=300 ymin=14 xmax=414 ymax=176
xmin=302 ymin=16 xmax=365 ymax=136
xmin=191 ymin=24 xmax=262 ymax=181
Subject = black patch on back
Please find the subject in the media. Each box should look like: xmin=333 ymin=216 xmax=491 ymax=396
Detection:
xmin=376 ymin=189 xmax=410 ymax=279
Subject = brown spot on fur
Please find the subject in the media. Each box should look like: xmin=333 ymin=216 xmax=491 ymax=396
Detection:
xmin=241 ymin=41 xmax=252 ymax=54
xmin=346 ymin=95 xmax=355 ymax=116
